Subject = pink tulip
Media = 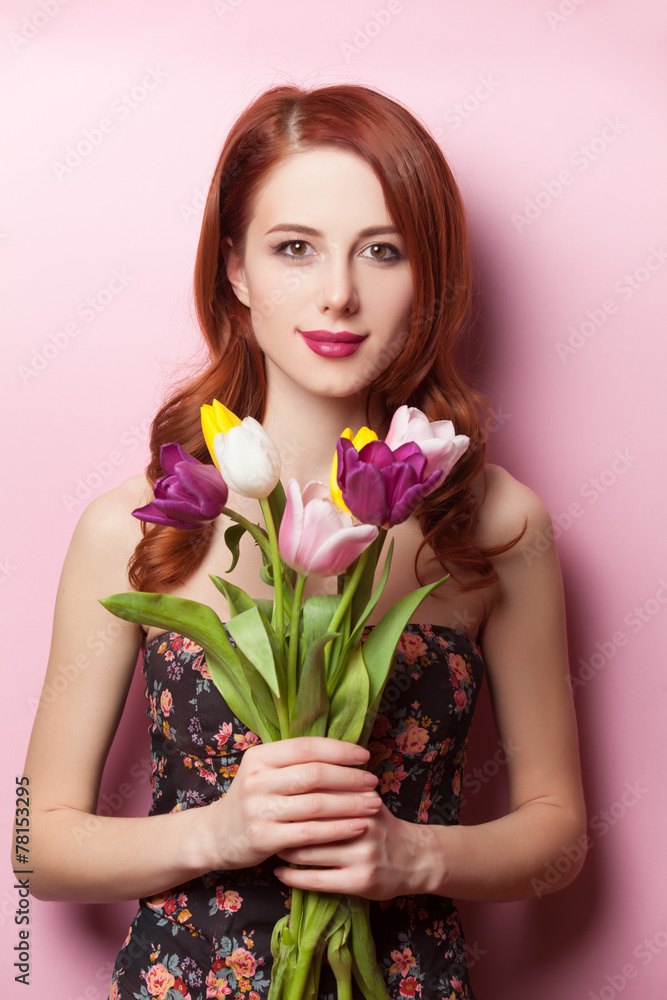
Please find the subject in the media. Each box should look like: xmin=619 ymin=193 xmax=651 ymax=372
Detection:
xmin=279 ymin=480 xmax=378 ymax=577
xmin=384 ymin=405 xmax=470 ymax=487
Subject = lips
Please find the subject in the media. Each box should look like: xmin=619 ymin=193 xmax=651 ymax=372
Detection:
xmin=299 ymin=329 xmax=365 ymax=358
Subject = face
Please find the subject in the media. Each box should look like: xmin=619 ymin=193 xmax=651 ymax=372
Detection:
xmin=225 ymin=147 xmax=413 ymax=402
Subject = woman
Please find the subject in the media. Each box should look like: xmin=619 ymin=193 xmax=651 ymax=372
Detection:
xmin=20 ymin=85 xmax=586 ymax=999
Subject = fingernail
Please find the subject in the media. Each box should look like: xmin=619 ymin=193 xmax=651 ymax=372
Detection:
xmin=354 ymin=747 xmax=370 ymax=762
xmin=350 ymin=820 xmax=367 ymax=831
xmin=363 ymin=772 xmax=378 ymax=786
xmin=363 ymin=794 xmax=381 ymax=808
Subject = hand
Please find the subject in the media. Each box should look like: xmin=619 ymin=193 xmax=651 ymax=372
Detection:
xmin=274 ymin=803 xmax=436 ymax=900
xmin=206 ymin=737 xmax=383 ymax=871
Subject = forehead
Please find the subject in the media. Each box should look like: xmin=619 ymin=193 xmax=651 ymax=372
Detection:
xmin=246 ymin=147 xmax=392 ymax=232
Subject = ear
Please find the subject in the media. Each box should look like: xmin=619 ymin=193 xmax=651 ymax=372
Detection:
xmin=222 ymin=237 xmax=250 ymax=307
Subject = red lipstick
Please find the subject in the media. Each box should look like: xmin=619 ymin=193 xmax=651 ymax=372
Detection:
xmin=299 ymin=330 xmax=365 ymax=358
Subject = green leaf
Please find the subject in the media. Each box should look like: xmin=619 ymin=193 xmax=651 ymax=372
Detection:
xmin=289 ymin=632 xmax=338 ymax=738
xmin=338 ymin=540 xmax=395 ymax=667
xmin=350 ymin=529 xmax=387 ymax=623
xmin=100 ymin=592 xmax=272 ymax=741
xmin=357 ymin=575 xmax=449 ymax=746
xmin=223 ymin=522 xmax=246 ymax=573
xmin=361 ymin=576 xmax=448 ymax=708
xmin=255 ymin=598 xmax=274 ymax=621
xmin=209 ymin=576 xmax=257 ymax=617
xmin=348 ymin=896 xmax=391 ymax=1000
xmin=326 ymin=645 xmax=369 ymax=743
xmin=302 ymin=595 xmax=340 ymax=659
xmin=224 ymin=511 xmax=273 ymax=565
xmin=224 ymin=605 xmax=282 ymax=698
xmin=232 ymin=645 xmax=281 ymax=735
xmin=266 ymin=477 xmax=287 ymax=527
xmin=209 ymin=576 xmax=274 ymax=628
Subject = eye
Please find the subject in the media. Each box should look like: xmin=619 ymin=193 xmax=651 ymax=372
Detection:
xmin=273 ymin=240 xmax=314 ymax=259
xmin=360 ymin=242 xmax=403 ymax=262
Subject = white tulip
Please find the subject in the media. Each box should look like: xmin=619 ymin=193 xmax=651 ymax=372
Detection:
xmin=213 ymin=417 xmax=281 ymax=499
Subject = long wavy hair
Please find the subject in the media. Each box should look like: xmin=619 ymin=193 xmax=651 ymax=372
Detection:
xmin=130 ymin=84 xmax=518 ymax=593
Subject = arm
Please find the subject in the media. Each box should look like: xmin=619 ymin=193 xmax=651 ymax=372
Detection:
xmin=18 ymin=480 xmax=381 ymax=903
xmin=276 ymin=466 xmax=587 ymax=901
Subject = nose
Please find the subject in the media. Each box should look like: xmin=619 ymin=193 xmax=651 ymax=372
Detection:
xmin=316 ymin=253 xmax=359 ymax=317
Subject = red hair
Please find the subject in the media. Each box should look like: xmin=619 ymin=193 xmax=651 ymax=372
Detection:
xmin=129 ymin=84 xmax=520 ymax=593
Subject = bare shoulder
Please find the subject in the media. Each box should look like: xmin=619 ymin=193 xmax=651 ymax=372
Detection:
xmin=65 ymin=474 xmax=152 ymax=591
xmin=472 ymin=463 xmax=552 ymax=554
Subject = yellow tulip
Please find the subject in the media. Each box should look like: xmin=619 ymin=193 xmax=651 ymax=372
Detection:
xmin=330 ymin=426 xmax=378 ymax=512
xmin=201 ymin=399 xmax=242 ymax=470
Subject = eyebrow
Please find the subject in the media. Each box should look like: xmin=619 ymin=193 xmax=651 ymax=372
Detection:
xmin=264 ymin=224 xmax=402 ymax=239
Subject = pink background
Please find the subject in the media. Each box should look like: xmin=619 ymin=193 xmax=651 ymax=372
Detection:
xmin=2 ymin=1 xmax=665 ymax=997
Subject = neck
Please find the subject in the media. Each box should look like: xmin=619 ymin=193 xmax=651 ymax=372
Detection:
xmin=261 ymin=375 xmax=377 ymax=487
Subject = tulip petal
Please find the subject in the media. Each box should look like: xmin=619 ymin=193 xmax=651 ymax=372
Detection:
xmin=351 ymin=426 xmax=379 ymax=450
xmin=388 ymin=469 xmax=443 ymax=526
xmin=342 ymin=461 xmax=389 ymax=526
xmin=278 ymin=479 xmax=304 ymax=567
xmin=160 ymin=442 xmax=198 ymax=475
xmin=297 ymin=498 xmax=349 ymax=570
xmin=175 ymin=463 xmax=229 ymax=517
xmin=200 ymin=399 xmax=243 ymax=469
xmin=132 ymin=442 xmax=228 ymax=530
xmin=214 ymin=419 xmax=281 ymax=499
xmin=131 ymin=502 xmax=201 ymax=530
xmin=383 ymin=404 xmax=411 ymax=449
xmin=357 ymin=439 xmax=394 ymax=468
xmin=307 ymin=522 xmax=378 ymax=576
xmin=382 ymin=460 xmax=420 ymax=512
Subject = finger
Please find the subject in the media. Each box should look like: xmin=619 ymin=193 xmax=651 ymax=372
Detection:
xmin=276 ymin=816 xmax=369 ymax=854
xmin=248 ymin=737 xmax=371 ymax=769
xmin=269 ymin=761 xmax=379 ymax=797
xmin=273 ymin=863 xmax=356 ymax=894
xmin=265 ymin=790 xmax=382 ymax=825
xmin=278 ymin=842 xmax=363 ymax=867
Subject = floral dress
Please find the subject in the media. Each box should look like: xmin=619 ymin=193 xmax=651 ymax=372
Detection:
xmin=110 ymin=624 xmax=485 ymax=1000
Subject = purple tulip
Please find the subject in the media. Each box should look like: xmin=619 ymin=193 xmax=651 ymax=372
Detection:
xmin=336 ymin=437 xmax=443 ymax=528
xmin=132 ymin=443 xmax=228 ymax=530
xmin=279 ymin=480 xmax=378 ymax=577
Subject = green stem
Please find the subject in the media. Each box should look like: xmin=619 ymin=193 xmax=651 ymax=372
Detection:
xmin=260 ymin=497 xmax=285 ymax=643
xmin=275 ymin=695 xmax=290 ymax=740
xmin=328 ymin=546 xmax=372 ymax=635
xmin=288 ymin=884 xmax=304 ymax=945
xmin=288 ymin=574 xmax=307 ymax=710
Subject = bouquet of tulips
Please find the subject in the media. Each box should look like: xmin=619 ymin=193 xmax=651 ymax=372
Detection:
xmin=102 ymin=400 xmax=469 ymax=1000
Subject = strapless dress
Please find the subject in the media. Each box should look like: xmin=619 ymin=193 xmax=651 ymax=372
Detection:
xmin=110 ymin=623 xmax=484 ymax=999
